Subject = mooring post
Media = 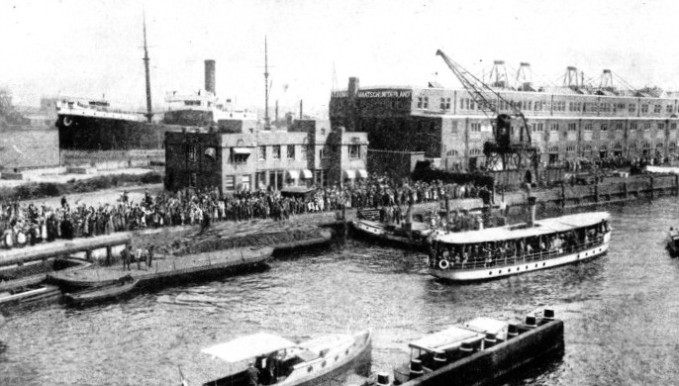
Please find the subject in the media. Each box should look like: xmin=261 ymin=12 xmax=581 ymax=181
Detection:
xmin=675 ymin=174 xmax=679 ymax=196
xmin=594 ymin=183 xmax=599 ymax=203
xmin=623 ymin=182 xmax=628 ymax=199
xmin=650 ymin=175 xmax=654 ymax=198
xmin=561 ymin=182 xmax=566 ymax=208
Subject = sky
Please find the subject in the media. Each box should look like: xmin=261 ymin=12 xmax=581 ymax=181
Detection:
xmin=2 ymin=0 xmax=679 ymax=117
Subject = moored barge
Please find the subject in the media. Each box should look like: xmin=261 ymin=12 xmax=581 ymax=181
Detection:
xmin=393 ymin=310 xmax=563 ymax=386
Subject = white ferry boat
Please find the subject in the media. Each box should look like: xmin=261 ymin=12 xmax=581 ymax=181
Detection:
xmin=185 ymin=330 xmax=371 ymax=386
xmin=429 ymin=211 xmax=611 ymax=282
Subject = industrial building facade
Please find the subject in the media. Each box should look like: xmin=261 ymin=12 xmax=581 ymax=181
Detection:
xmin=164 ymin=120 xmax=369 ymax=193
xmin=330 ymin=78 xmax=679 ymax=172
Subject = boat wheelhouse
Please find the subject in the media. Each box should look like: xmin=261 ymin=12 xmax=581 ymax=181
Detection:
xmin=190 ymin=330 xmax=371 ymax=386
xmin=429 ymin=212 xmax=611 ymax=282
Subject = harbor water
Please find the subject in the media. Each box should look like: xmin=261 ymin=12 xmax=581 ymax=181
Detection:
xmin=2 ymin=197 xmax=679 ymax=385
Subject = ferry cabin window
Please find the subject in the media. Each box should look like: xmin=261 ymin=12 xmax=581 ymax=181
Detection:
xmin=644 ymin=122 xmax=651 ymax=131
xmin=259 ymin=146 xmax=267 ymax=160
xmin=568 ymin=123 xmax=577 ymax=131
xmin=349 ymin=144 xmax=361 ymax=159
xmin=470 ymin=123 xmax=481 ymax=132
xmin=654 ymin=104 xmax=661 ymax=113
xmin=417 ymin=97 xmax=423 ymax=108
xmin=550 ymin=123 xmax=559 ymax=132
xmin=667 ymin=105 xmax=674 ymax=114
xmin=584 ymin=123 xmax=593 ymax=131
xmin=641 ymin=104 xmax=649 ymax=113
xmin=672 ymin=123 xmax=678 ymax=130
xmin=601 ymin=124 xmax=608 ymax=131
xmin=628 ymin=104 xmax=636 ymax=113
xmin=659 ymin=123 xmax=665 ymax=131
xmin=615 ymin=123 xmax=623 ymax=131
xmin=630 ymin=122 xmax=638 ymax=130
xmin=287 ymin=145 xmax=295 ymax=160
xmin=273 ymin=145 xmax=281 ymax=160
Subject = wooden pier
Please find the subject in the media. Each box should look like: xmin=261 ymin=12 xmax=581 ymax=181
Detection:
xmin=500 ymin=174 xmax=679 ymax=209
xmin=48 ymin=246 xmax=273 ymax=289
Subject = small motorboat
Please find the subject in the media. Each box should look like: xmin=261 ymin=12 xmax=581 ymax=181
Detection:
xmin=666 ymin=227 xmax=679 ymax=258
xmin=65 ymin=275 xmax=139 ymax=306
xmin=184 ymin=329 xmax=372 ymax=386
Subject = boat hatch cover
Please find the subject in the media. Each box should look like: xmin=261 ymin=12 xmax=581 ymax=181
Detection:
xmin=464 ymin=317 xmax=509 ymax=340
xmin=202 ymin=332 xmax=296 ymax=363
xmin=408 ymin=326 xmax=483 ymax=352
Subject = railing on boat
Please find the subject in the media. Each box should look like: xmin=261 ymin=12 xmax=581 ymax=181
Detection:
xmin=439 ymin=235 xmax=607 ymax=271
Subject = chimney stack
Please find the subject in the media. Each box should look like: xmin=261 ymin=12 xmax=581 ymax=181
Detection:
xmin=205 ymin=60 xmax=216 ymax=94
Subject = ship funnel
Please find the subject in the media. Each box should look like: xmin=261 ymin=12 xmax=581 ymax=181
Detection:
xmin=205 ymin=59 xmax=216 ymax=94
xmin=527 ymin=196 xmax=537 ymax=227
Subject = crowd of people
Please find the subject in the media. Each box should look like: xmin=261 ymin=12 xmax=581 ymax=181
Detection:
xmin=0 ymin=175 xmax=489 ymax=250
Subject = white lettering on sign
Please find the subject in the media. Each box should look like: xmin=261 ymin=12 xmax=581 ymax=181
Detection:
xmin=357 ymin=90 xmax=412 ymax=98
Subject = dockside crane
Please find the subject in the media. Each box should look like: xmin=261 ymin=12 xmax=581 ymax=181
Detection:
xmin=436 ymin=49 xmax=540 ymax=179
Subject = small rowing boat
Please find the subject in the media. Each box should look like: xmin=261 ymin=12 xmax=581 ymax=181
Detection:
xmin=65 ymin=275 xmax=138 ymax=306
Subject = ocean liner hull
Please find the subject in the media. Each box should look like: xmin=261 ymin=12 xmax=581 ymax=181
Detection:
xmin=56 ymin=114 xmax=170 ymax=150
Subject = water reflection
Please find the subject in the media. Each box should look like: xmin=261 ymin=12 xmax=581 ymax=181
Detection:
xmin=1 ymin=198 xmax=679 ymax=384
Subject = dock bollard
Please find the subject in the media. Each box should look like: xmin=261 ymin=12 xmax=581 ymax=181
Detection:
xmin=459 ymin=341 xmax=475 ymax=357
xmin=409 ymin=359 xmax=424 ymax=379
xmin=483 ymin=333 xmax=498 ymax=349
xmin=507 ymin=324 xmax=519 ymax=339
xmin=539 ymin=309 xmax=555 ymax=325
xmin=376 ymin=372 xmax=391 ymax=386
xmin=431 ymin=352 xmax=447 ymax=369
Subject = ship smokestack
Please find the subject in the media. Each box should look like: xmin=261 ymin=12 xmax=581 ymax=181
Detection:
xmin=527 ymin=196 xmax=537 ymax=227
xmin=205 ymin=59 xmax=216 ymax=94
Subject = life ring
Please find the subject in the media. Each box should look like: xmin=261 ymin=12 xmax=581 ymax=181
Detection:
xmin=438 ymin=259 xmax=450 ymax=270
xmin=15 ymin=231 xmax=27 ymax=247
xmin=62 ymin=116 xmax=73 ymax=127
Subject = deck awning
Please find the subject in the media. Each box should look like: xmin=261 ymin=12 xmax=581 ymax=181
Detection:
xmin=343 ymin=169 xmax=356 ymax=179
xmin=201 ymin=332 xmax=296 ymax=363
xmin=232 ymin=147 xmax=252 ymax=155
xmin=357 ymin=169 xmax=368 ymax=178
xmin=301 ymin=169 xmax=313 ymax=179
xmin=286 ymin=170 xmax=300 ymax=180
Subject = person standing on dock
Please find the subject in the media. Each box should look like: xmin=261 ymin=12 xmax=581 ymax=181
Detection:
xmin=147 ymin=245 xmax=154 ymax=269
xmin=121 ymin=245 xmax=130 ymax=271
xmin=136 ymin=247 xmax=143 ymax=270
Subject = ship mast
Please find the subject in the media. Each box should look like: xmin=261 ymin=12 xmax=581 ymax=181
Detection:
xmin=143 ymin=13 xmax=153 ymax=123
xmin=264 ymin=36 xmax=270 ymax=129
